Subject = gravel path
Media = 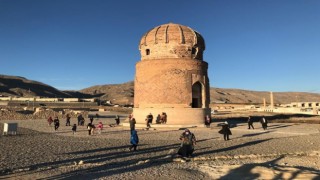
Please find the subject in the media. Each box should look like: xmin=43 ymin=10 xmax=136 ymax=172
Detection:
xmin=0 ymin=117 xmax=320 ymax=179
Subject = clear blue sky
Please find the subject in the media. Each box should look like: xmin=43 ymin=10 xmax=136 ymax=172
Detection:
xmin=1 ymin=0 xmax=319 ymax=93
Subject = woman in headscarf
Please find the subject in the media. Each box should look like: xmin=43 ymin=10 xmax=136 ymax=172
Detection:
xmin=219 ymin=121 xmax=232 ymax=141
xmin=178 ymin=129 xmax=196 ymax=157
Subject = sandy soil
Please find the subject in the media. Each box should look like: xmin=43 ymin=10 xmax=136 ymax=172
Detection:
xmin=0 ymin=115 xmax=320 ymax=179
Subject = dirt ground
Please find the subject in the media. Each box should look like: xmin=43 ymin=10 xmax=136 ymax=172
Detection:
xmin=1 ymin=112 xmax=320 ymax=179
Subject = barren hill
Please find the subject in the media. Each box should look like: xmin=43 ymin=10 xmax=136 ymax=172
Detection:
xmin=0 ymin=75 xmax=72 ymax=98
xmin=1 ymin=75 xmax=320 ymax=105
xmin=211 ymin=88 xmax=320 ymax=104
xmin=79 ymin=81 xmax=134 ymax=105
xmin=81 ymin=82 xmax=320 ymax=105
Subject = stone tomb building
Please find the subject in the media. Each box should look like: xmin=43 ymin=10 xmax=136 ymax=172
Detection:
xmin=133 ymin=23 xmax=211 ymax=125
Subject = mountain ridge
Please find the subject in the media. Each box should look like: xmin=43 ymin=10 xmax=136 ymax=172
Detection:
xmin=1 ymin=75 xmax=320 ymax=104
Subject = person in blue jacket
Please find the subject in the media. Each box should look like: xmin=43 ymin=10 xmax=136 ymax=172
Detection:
xmin=129 ymin=130 xmax=139 ymax=151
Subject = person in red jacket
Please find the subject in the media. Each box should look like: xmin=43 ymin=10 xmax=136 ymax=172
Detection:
xmin=97 ymin=122 xmax=103 ymax=134
xmin=47 ymin=116 xmax=53 ymax=126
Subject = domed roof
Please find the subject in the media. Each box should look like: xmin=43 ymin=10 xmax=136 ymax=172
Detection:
xmin=139 ymin=23 xmax=205 ymax=60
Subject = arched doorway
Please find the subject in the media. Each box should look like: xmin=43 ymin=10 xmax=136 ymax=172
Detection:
xmin=192 ymin=82 xmax=203 ymax=108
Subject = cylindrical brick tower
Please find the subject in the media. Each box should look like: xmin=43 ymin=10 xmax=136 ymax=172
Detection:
xmin=133 ymin=23 xmax=211 ymax=125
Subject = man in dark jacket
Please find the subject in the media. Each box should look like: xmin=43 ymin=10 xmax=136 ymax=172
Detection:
xmin=247 ymin=116 xmax=254 ymax=129
xmin=147 ymin=113 xmax=153 ymax=124
xmin=53 ymin=117 xmax=60 ymax=131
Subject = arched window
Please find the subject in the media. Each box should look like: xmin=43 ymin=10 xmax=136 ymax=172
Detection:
xmin=192 ymin=82 xmax=203 ymax=108
xmin=146 ymin=49 xmax=150 ymax=55
xmin=191 ymin=48 xmax=196 ymax=56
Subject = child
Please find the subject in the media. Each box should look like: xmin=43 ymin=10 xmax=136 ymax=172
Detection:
xmin=87 ymin=123 xmax=95 ymax=135
xmin=47 ymin=116 xmax=53 ymax=126
xmin=97 ymin=122 xmax=103 ymax=134
xmin=72 ymin=124 xmax=77 ymax=135
xmin=129 ymin=130 xmax=139 ymax=151
xmin=53 ymin=117 xmax=60 ymax=131
xmin=115 ymin=115 xmax=120 ymax=125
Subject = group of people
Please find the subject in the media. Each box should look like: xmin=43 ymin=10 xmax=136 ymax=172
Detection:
xmin=128 ymin=113 xmax=196 ymax=157
xmin=47 ymin=116 xmax=61 ymax=131
xmin=86 ymin=115 xmax=104 ymax=135
xmin=86 ymin=121 xmax=104 ymax=135
xmin=218 ymin=115 xmax=269 ymax=141
xmin=47 ymin=113 xmax=106 ymax=135
xmin=155 ymin=112 xmax=167 ymax=124
xmin=144 ymin=112 xmax=168 ymax=129
xmin=48 ymin=112 xmax=269 ymax=159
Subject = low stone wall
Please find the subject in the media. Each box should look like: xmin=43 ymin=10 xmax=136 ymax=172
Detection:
xmin=6 ymin=101 xmax=97 ymax=107
xmin=0 ymin=109 xmax=89 ymax=121
xmin=133 ymin=107 xmax=211 ymax=125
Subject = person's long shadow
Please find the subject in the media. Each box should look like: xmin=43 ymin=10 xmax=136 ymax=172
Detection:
xmin=13 ymin=141 xmax=181 ymax=179
xmin=219 ymin=156 xmax=320 ymax=180
xmin=267 ymin=124 xmax=293 ymax=130
xmin=63 ymin=144 xmax=148 ymax=155
xmin=193 ymin=139 xmax=271 ymax=157
xmin=241 ymin=131 xmax=272 ymax=137
xmin=219 ymin=156 xmax=284 ymax=179
xmin=33 ymin=142 xmax=182 ymax=180
xmin=38 ymin=153 xmax=171 ymax=180
xmin=135 ymin=129 xmax=181 ymax=135
xmin=197 ymin=137 xmax=218 ymax=143
xmin=98 ymin=129 xmax=131 ymax=135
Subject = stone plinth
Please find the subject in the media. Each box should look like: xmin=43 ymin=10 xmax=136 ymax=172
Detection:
xmin=133 ymin=107 xmax=211 ymax=125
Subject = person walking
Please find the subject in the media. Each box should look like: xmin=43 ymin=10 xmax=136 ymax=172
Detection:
xmin=115 ymin=115 xmax=120 ymax=125
xmin=53 ymin=116 xmax=60 ymax=131
xmin=129 ymin=114 xmax=136 ymax=133
xmin=247 ymin=116 xmax=254 ymax=129
xmin=147 ymin=113 xmax=153 ymax=124
xmin=66 ymin=114 xmax=71 ymax=126
xmin=205 ymin=115 xmax=211 ymax=128
xmin=89 ymin=116 xmax=94 ymax=124
xmin=87 ymin=123 xmax=95 ymax=135
xmin=129 ymin=130 xmax=139 ymax=151
xmin=72 ymin=124 xmax=77 ymax=135
xmin=145 ymin=115 xmax=151 ymax=129
xmin=260 ymin=116 xmax=268 ymax=130
xmin=47 ymin=116 xmax=53 ymax=126
xmin=178 ymin=129 xmax=196 ymax=158
xmin=219 ymin=121 xmax=232 ymax=141
xmin=77 ymin=114 xmax=83 ymax=126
